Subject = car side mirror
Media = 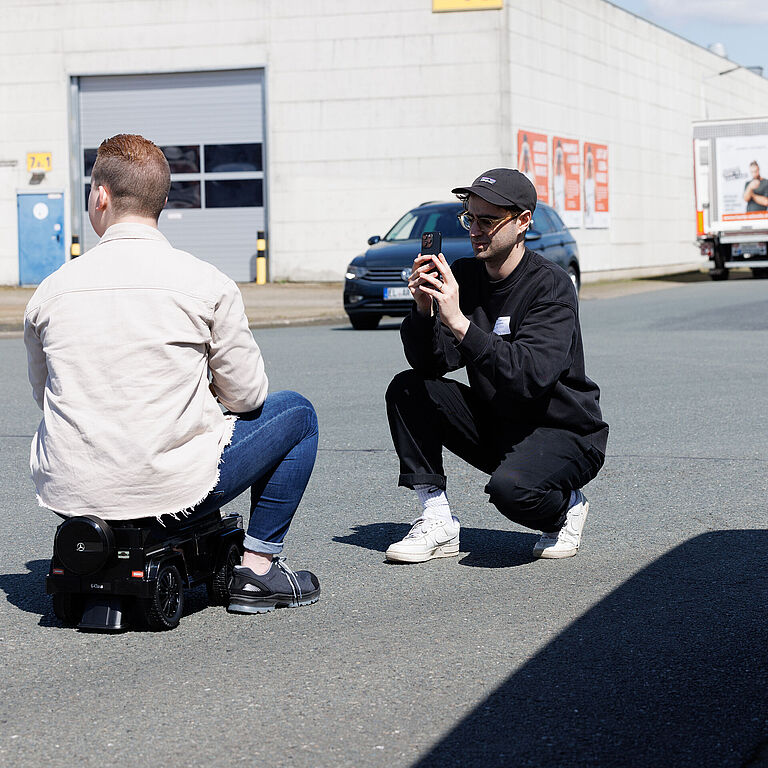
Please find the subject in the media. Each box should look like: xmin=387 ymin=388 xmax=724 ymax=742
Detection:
xmin=367 ymin=235 xmax=381 ymax=245
xmin=525 ymin=231 xmax=541 ymax=241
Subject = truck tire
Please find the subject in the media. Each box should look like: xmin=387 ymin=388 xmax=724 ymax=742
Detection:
xmin=709 ymin=268 xmax=729 ymax=281
xmin=751 ymin=268 xmax=768 ymax=279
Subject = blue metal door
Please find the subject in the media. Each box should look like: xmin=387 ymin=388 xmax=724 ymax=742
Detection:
xmin=18 ymin=192 xmax=66 ymax=284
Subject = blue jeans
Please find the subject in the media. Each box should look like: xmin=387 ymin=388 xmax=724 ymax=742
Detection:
xmin=194 ymin=390 xmax=318 ymax=554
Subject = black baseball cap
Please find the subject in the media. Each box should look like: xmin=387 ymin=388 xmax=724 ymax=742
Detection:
xmin=452 ymin=168 xmax=537 ymax=212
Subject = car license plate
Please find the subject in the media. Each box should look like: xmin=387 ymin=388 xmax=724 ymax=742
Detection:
xmin=731 ymin=242 xmax=767 ymax=258
xmin=384 ymin=287 xmax=412 ymax=300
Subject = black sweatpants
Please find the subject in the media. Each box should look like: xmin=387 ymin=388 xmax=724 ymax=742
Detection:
xmin=385 ymin=370 xmax=605 ymax=532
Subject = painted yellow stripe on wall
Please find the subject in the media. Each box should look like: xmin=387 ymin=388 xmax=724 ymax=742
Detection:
xmin=433 ymin=0 xmax=502 ymax=12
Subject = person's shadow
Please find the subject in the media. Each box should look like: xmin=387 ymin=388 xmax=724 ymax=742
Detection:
xmin=409 ymin=530 xmax=768 ymax=768
xmin=333 ymin=523 xmax=539 ymax=568
xmin=1 ymin=559 xmax=211 ymax=630
xmin=0 ymin=559 xmax=54 ymax=624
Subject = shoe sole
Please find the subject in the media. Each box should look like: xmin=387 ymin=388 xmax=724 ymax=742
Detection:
xmin=227 ymin=589 xmax=321 ymax=614
xmin=532 ymin=501 xmax=589 ymax=559
xmin=385 ymin=542 xmax=460 ymax=563
xmin=533 ymin=547 xmax=577 ymax=559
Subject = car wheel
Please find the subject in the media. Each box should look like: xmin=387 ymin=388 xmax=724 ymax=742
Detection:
xmin=567 ymin=264 xmax=581 ymax=294
xmin=52 ymin=592 xmax=84 ymax=626
xmin=139 ymin=563 xmax=184 ymax=630
xmin=207 ymin=541 xmax=241 ymax=606
xmin=710 ymin=268 xmax=729 ymax=281
xmin=751 ymin=268 xmax=768 ymax=279
xmin=349 ymin=314 xmax=381 ymax=330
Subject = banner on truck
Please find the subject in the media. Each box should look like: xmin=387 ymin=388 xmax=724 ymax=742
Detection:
xmin=714 ymin=135 xmax=768 ymax=221
xmin=583 ymin=142 xmax=609 ymax=229
xmin=517 ymin=130 xmax=549 ymax=205
xmin=552 ymin=136 xmax=581 ymax=228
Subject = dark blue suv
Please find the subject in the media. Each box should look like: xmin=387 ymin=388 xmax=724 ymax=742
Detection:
xmin=344 ymin=201 xmax=581 ymax=329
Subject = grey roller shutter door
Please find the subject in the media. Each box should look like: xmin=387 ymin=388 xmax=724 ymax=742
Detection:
xmin=78 ymin=70 xmax=265 ymax=281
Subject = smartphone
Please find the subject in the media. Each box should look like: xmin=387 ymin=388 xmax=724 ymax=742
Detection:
xmin=421 ymin=231 xmax=443 ymax=285
xmin=421 ymin=231 xmax=442 ymax=256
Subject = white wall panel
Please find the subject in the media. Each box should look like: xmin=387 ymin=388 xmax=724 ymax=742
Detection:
xmin=3 ymin=0 xmax=768 ymax=283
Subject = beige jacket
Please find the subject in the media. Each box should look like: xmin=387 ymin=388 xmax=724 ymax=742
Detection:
xmin=24 ymin=223 xmax=268 ymax=520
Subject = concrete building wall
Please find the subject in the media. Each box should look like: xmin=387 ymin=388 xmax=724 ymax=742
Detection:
xmin=2 ymin=0 xmax=768 ymax=285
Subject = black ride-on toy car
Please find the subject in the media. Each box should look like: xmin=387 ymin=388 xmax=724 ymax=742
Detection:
xmin=46 ymin=509 xmax=244 ymax=631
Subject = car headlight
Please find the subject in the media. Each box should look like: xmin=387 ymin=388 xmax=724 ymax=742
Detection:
xmin=345 ymin=265 xmax=367 ymax=280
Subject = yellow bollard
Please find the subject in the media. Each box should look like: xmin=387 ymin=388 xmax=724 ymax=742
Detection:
xmin=256 ymin=230 xmax=267 ymax=284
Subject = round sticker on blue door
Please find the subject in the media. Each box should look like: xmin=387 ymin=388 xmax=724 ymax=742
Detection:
xmin=32 ymin=203 xmax=49 ymax=220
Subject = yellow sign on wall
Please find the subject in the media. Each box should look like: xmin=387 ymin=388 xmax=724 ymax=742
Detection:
xmin=433 ymin=0 xmax=502 ymax=11
xmin=27 ymin=152 xmax=52 ymax=173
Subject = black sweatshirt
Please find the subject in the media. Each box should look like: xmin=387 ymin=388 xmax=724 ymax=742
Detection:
xmin=400 ymin=248 xmax=608 ymax=453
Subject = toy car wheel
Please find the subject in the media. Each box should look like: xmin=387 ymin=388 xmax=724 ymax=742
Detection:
xmin=207 ymin=542 xmax=241 ymax=606
xmin=52 ymin=592 xmax=84 ymax=626
xmin=139 ymin=563 xmax=184 ymax=630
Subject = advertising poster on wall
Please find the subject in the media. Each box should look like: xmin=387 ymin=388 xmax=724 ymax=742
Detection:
xmin=714 ymin=135 xmax=768 ymax=221
xmin=517 ymin=130 xmax=549 ymax=205
xmin=583 ymin=142 xmax=609 ymax=229
xmin=551 ymin=136 xmax=581 ymax=228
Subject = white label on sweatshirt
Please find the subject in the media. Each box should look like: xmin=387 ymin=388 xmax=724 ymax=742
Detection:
xmin=493 ymin=316 xmax=511 ymax=335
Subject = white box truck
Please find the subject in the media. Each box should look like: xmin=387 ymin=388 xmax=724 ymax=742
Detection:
xmin=693 ymin=117 xmax=768 ymax=280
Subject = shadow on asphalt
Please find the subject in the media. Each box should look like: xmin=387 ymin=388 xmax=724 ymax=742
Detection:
xmin=333 ymin=523 xmax=538 ymax=568
xmin=644 ymin=269 xmax=760 ymax=284
xmin=410 ymin=530 xmax=768 ymax=768
xmin=0 ymin=558 xmax=211 ymax=630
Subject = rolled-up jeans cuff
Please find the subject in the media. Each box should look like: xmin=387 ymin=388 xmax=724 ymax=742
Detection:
xmin=243 ymin=534 xmax=284 ymax=554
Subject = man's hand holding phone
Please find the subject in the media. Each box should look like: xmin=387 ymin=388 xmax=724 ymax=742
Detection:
xmin=408 ymin=253 xmax=442 ymax=316
xmin=408 ymin=232 xmax=469 ymax=340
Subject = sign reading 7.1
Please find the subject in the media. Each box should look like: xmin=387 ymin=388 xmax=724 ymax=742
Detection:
xmin=27 ymin=152 xmax=52 ymax=173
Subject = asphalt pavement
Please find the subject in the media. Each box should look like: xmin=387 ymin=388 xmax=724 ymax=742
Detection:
xmin=0 ymin=275 xmax=766 ymax=767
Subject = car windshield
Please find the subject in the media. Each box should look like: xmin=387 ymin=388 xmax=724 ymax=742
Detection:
xmin=384 ymin=207 xmax=466 ymax=241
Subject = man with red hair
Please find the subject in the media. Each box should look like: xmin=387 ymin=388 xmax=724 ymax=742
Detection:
xmin=25 ymin=134 xmax=320 ymax=615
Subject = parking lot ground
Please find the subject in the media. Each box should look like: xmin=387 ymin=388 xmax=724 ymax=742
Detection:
xmin=1 ymin=275 xmax=766 ymax=767
xmin=3 ymin=268 xmax=758 ymax=335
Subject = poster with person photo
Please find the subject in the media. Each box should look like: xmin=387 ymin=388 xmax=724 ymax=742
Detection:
xmin=552 ymin=136 xmax=581 ymax=228
xmin=714 ymin=135 xmax=768 ymax=221
xmin=583 ymin=142 xmax=609 ymax=229
xmin=517 ymin=130 xmax=549 ymax=205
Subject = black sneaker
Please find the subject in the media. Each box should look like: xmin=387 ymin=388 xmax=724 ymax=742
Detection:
xmin=227 ymin=558 xmax=321 ymax=614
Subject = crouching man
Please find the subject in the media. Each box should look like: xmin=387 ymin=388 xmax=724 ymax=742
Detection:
xmin=385 ymin=169 xmax=608 ymax=562
xmin=24 ymin=134 xmax=319 ymax=612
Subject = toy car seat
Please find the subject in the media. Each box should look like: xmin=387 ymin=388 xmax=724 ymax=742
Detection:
xmin=47 ymin=509 xmax=244 ymax=632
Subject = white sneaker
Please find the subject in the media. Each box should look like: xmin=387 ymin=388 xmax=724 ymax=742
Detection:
xmin=385 ymin=516 xmax=460 ymax=563
xmin=532 ymin=491 xmax=589 ymax=559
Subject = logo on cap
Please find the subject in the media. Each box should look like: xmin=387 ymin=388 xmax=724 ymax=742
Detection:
xmin=479 ymin=177 xmax=497 ymax=184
